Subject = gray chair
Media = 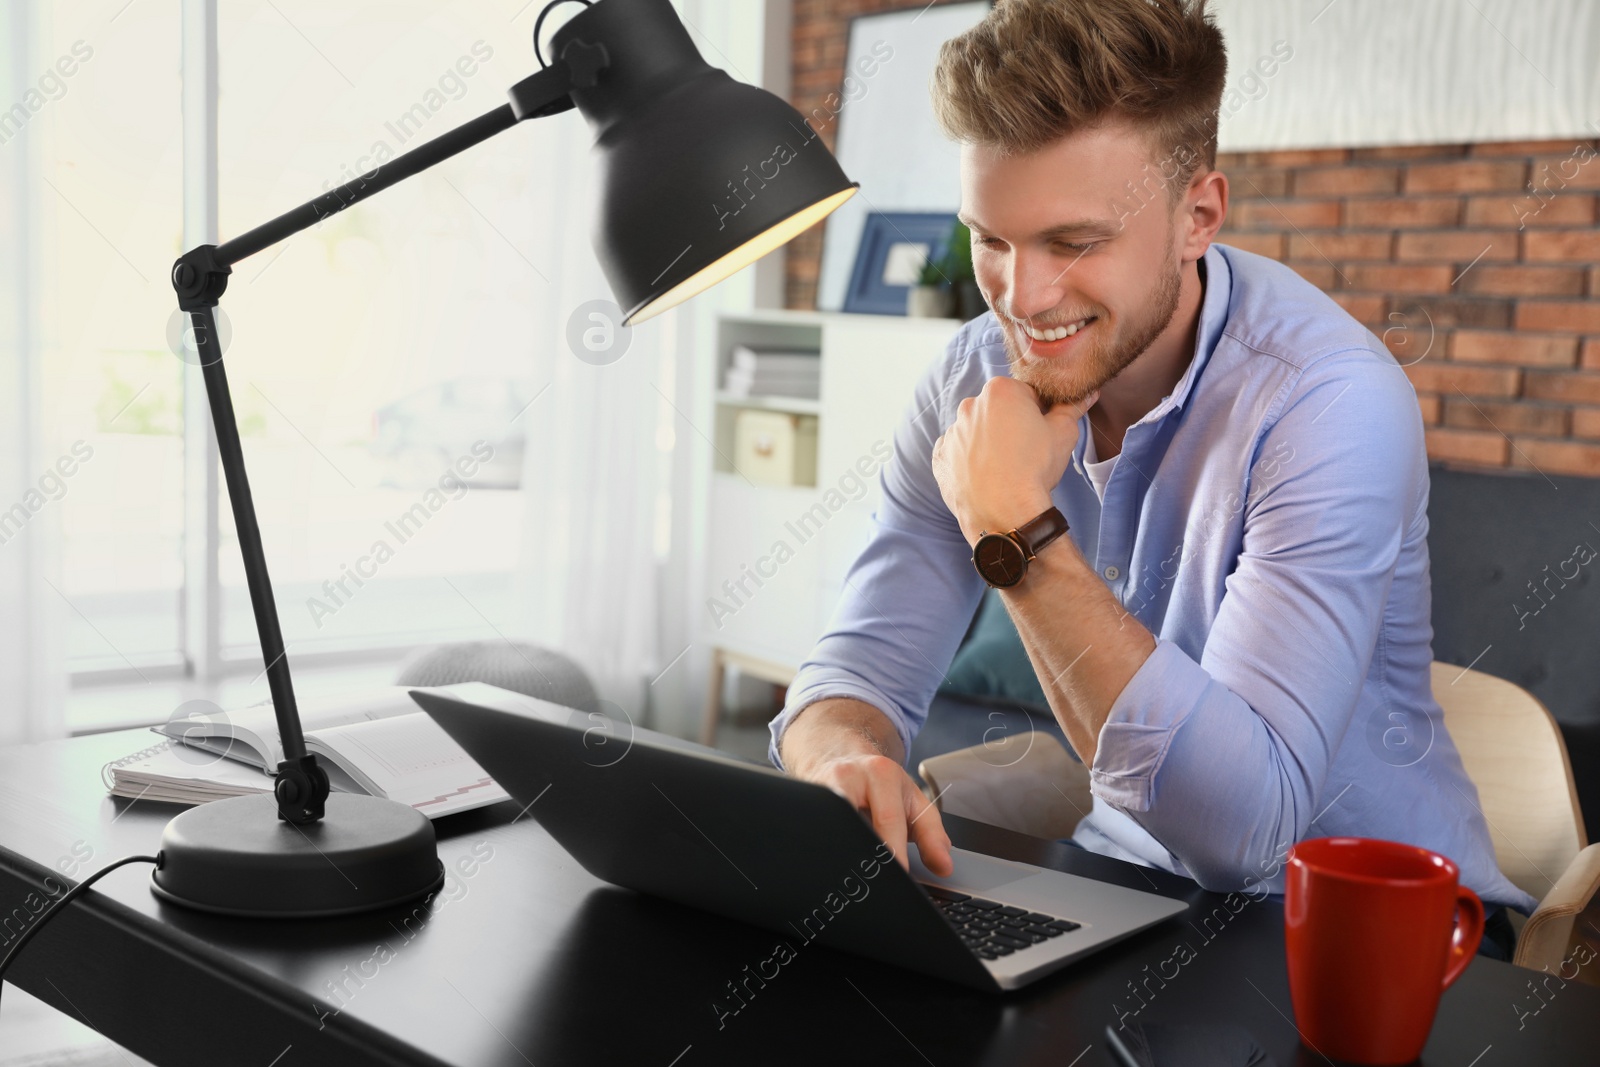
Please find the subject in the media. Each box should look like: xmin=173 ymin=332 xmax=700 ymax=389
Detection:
xmin=396 ymin=640 xmax=599 ymax=713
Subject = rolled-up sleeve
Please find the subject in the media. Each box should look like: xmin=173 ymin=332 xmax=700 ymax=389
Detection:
xmin=1087 ymin=349 xmax=1426 ymax=889
xmin=768 ymin=334 xmax=988 ymax=770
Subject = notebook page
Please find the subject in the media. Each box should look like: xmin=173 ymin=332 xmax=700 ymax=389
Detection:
xmin=305 ymin=712 xmax=509 ymax=818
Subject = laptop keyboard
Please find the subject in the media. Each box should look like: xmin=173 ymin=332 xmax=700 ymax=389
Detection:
xmin=922 ymin=884 xmax=1082 ymax=961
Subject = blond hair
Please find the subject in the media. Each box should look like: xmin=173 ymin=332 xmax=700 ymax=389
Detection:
xmin=931 ymin=0 xmax=1227 ymax=194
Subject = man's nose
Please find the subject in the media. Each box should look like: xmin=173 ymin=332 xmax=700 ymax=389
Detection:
xmin=1003 ymin=251 xmax=1068 ymax=322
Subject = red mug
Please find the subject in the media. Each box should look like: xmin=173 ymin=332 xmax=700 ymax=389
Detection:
xmin=1284 ymin=837 xmax=1483 ymax=1065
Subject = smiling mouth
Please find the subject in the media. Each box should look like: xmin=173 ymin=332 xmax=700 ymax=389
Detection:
xmin=1015 ymin=316 xmax=1097 ymax=353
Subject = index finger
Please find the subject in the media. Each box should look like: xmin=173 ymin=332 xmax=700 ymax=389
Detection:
xmin=1045 ymin=388 xmax=1099 ymax=422
xmin=906 ymin=784 xmax=954 ymax=877
xmin=863 ymin=770 xmax=911 ymax=871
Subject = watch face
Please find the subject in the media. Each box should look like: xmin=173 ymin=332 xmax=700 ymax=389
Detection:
xmin=973 ymin=533 xmax=1027 ymax=588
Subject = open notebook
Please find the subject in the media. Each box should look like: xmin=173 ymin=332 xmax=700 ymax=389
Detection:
xmin=104 ymin=687 xmax=509 ymax=819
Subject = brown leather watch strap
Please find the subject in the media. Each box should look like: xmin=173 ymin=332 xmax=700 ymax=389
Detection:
xmin=971 ymin=505 xmax=1071 ymax=588
xmin=1012 ymin=505 xmax=1069 ymax=561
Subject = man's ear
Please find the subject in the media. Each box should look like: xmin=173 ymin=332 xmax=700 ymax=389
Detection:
xmin=1181 ymin=167 xmax=1228 ymax=262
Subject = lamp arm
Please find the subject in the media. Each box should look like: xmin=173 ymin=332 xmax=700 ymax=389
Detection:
xmin=168 ymin=45 xmax=607 ymax=824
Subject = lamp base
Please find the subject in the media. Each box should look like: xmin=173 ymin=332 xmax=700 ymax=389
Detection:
xmin=151 ymin=793 xmax=444 ymax=918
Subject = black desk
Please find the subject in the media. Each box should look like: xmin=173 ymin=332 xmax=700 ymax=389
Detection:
xmin=1 ymin=729 xmax=1595 ymax=1066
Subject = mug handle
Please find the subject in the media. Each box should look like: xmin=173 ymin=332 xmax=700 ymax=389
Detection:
xmin=1441 ymin=885 xmax=1485 ymax=990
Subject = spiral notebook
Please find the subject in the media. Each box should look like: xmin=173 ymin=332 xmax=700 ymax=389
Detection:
xmin=103 ymin=687 xmax=510 ymax=819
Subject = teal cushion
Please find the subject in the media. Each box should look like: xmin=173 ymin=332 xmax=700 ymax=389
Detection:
xmin=939 ymin=589 xmax=1050 ymax=708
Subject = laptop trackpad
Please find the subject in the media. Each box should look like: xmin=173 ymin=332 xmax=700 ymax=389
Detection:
xmin=908 ymin=844 xmax=1035 ymax=894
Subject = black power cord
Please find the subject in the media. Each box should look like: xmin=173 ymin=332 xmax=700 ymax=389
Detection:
xmin=0 ymin=854 xmax=160 ymax=1019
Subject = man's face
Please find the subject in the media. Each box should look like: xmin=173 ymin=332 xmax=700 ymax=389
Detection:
xmin=960 ymin=122 xmax=1195 ymax=406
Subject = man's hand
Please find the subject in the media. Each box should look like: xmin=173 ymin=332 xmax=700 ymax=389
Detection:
xmin=931 ymin=377 xmax=1097 ymax=544
xmin=779 ymin=697 xmax=954 ymax=877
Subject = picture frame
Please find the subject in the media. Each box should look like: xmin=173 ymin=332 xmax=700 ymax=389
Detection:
xmin=842 ymin=211 xmax=956 ymax=316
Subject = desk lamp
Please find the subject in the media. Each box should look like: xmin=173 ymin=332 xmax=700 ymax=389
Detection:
xmin=153 ymin=0 xmax=857 ymax=917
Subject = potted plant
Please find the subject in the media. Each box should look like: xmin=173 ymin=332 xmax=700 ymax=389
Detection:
xmin=905 ymin=220 xmax=988 ymax=321
xmin=940 ymin=219 xmax=988 ymax=322
xmin=906 ymin=252 xmax=953 ymax=318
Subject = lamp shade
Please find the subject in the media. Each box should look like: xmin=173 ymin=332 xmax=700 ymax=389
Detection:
xmin=551 ymin=0 xmax=858 ymax=324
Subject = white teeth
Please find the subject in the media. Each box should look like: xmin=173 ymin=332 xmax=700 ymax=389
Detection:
xmin=1023 ymin=318 xmax=1091 ymax=342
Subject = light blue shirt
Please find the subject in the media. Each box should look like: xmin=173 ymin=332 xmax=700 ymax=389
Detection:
xmin=770 ymin=243 xmax=1537 ymax=915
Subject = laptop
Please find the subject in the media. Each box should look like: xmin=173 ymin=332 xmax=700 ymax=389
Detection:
xmin=410 ymin=683 xmax=1188 ymax=992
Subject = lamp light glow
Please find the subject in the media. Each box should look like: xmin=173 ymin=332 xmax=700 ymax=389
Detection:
xmin=626 ymin=186 xmax=858 ymax=325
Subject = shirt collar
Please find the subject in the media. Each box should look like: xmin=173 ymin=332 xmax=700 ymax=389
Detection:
xmin=1070 ymin=245 xmax=1231 ymax=476
xmin=1131 ymin=242 xmax=1232 ymax=428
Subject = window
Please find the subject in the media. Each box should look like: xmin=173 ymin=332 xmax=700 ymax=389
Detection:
xmin=34 ymin=1 xmax=555 ymax=729
xmin=214 ymin=1 xmax=538 ymax=659
xmin=37 ymin=3 xmax=185 ymax=673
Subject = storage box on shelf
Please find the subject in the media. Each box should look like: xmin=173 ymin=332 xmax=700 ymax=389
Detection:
xmin=701 ymin=308 xmax=963 ymax=744
xmin=732 ymin=409 xmax=818 ymax=488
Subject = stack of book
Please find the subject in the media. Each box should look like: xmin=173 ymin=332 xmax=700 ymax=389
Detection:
xmin=103 ymin=687 xmax=510 ymax=819
xmin=721 ymin=344 xmax=821 ymax=400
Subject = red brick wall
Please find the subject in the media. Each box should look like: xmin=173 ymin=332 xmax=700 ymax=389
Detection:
xmin=1215 ymin=143 xmax=1600 ymax=477
xmin=785 ymin=6 xmax=1600 ymax=475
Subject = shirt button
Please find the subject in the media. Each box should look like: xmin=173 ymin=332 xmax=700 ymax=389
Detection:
xmin=1103 ymin=565 xmax=1121 ymax=581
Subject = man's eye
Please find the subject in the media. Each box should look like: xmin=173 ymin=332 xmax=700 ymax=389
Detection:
xmin=1060 ymin=241 xmax=1100 ymax=254
xmin=975 ymin=236 xmax=1003 ymax=248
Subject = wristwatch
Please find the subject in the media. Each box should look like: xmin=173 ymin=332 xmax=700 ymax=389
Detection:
xmin=971 ymin=506 xmax=1069 ymax=588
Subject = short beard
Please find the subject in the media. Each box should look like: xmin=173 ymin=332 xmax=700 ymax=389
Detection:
xmin=1000 ymin=253 xmax=1185 ymax=408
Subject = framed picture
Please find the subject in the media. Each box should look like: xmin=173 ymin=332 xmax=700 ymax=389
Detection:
xmin=814 ymin=1 xmax=993 ymax=311
xmin=843 ymin=211 xmax=956 ymax=316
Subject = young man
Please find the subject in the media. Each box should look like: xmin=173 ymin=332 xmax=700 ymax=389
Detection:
xmin=767 ymin=0 xmax=1536 ymax=948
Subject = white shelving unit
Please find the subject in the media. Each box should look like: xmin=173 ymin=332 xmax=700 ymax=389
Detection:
xmin=699 ymin=308 xmax=964 ymax=743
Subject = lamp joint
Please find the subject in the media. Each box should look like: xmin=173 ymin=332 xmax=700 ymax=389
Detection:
xmin=171 ymin=245 xmax=232 ymax=311
xmin=274 ymin=754 xmax=330 ymax=824
xmin=561 ymin=39 xmax=608 ymax=88
xmin=507 ymin=43 xmax=609 ymax=121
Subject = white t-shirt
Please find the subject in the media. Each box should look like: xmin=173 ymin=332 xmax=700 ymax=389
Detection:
xmin=1082 ymin=429 xmax=1118 ymax=502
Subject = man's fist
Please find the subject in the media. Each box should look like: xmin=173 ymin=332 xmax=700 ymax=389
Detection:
xmin=931 ymin=377 xmax=1097 ymax=544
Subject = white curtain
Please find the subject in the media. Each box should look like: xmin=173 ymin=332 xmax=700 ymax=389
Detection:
xmin=513 ymin=0 xmax=776 ymax=736
xmin=0 ymin=0 xmax=67 ymax=744
xmin=513 ymin=97 xmax=665 ymax=718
